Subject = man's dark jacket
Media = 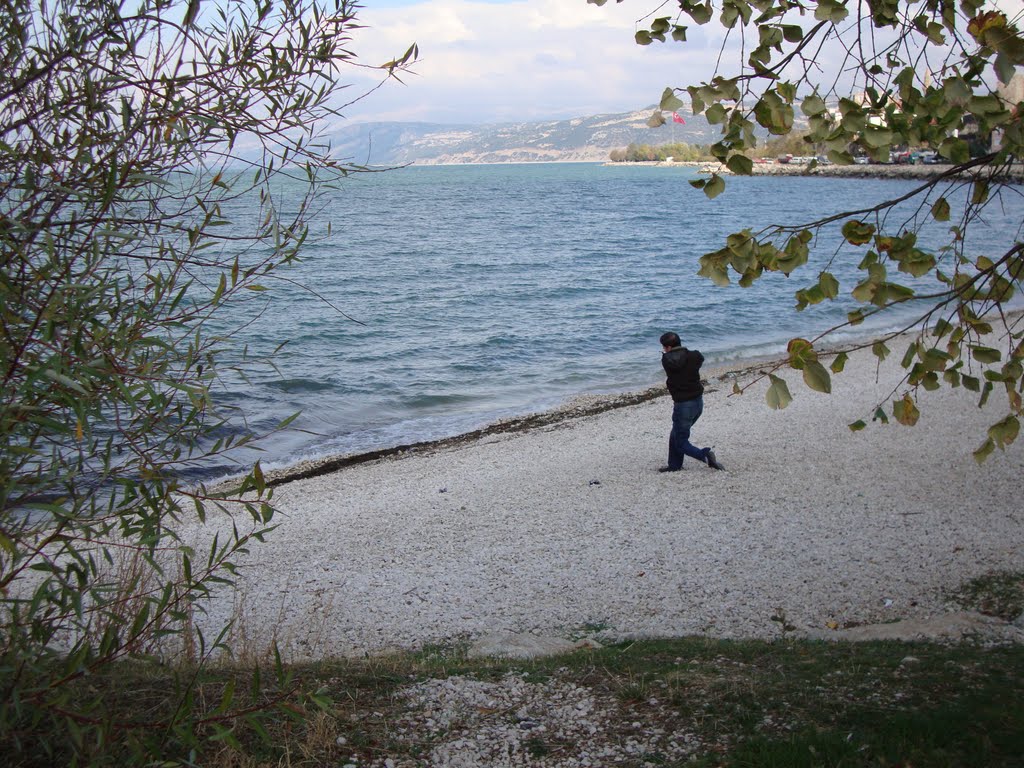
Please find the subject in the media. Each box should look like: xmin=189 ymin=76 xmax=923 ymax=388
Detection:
xmin=662 ymin=346 xmax=704 ymax=402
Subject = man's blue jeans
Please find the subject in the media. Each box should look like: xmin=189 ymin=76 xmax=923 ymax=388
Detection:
xmin=667 ymin=396 xmax=708 ymax=470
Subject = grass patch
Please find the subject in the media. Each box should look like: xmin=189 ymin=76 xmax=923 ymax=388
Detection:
xmin=949 ymin=570 xmax=1024 ymax=620
xmin=7 ymin=636 xmax=1023 ymax=766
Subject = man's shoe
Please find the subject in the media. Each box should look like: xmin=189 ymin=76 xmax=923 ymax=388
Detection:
xmin=658 ymin=466 xmax=681 ymax=473
xmin=705 ymin=449 xmax=726 ymax=471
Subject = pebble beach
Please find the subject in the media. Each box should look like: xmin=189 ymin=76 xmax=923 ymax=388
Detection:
xmin=194 ymin=326 xmax=1024 ymax=661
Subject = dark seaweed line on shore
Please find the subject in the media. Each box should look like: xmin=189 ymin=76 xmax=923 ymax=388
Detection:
xmin=263 ymin=386 xmax=668 ymax=488
xmin=261 ymin=358 xmax=787 ymax=489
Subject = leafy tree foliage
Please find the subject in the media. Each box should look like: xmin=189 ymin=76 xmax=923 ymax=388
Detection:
xmin=592 ymin=0 xmax=1024 ymax=459
xmin=609 ymin=141 xmax=711 ymax=161
xmin=0 ymin=0 xmax=413 ymax=761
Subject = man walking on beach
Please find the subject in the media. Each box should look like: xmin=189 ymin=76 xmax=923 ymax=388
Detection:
xmin=659 ymin=331 xmax=725 ymax=473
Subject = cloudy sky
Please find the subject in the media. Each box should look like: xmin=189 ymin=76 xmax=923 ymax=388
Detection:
xmin=337 ymin=0 xmax=1024 ymax=127
xmin=339 ymin=0 xmax=729 ymax=125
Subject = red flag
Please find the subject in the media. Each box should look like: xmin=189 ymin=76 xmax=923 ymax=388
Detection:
xmin=672 ymin=112 xmax=685 ymax=124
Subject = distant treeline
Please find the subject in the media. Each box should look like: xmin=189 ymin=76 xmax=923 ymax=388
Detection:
xmin=609 ymin=134 xmax=812 ymax=163
xmin=609 ymin=130 xmax=993 ymax=165
xmin=608 ymin=142 xmax=711 ymax=162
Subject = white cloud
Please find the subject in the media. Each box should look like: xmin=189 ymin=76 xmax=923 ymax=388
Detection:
xmin=339 ymin=0 xmax=720 ymax=124
xmin=336 ymin=0 xmax=1023 ymax=126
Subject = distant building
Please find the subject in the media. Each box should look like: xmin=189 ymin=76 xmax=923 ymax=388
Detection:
xmin=991 ymin=73 xmax=1023 ymax=151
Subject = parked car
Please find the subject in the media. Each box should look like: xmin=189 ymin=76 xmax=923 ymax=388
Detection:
xmin=853 ymin=155 xmax=869 ymax=164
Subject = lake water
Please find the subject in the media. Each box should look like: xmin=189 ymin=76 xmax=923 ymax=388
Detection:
xmin=204 ymin=162 xmax=1024 ymax=480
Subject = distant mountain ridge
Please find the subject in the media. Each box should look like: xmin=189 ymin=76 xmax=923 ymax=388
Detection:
xmin=326 ymin=108 xmax=720 ymax=166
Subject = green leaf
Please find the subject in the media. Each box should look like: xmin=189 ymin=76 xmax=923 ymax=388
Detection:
xmin=801 ymin=94 xmax=828 ymax=116
xmin=819 ymin=272 xmax=840 ymax=299
xmin=703 ymin=174 xmax=726 ymax=199
xmin=782 ymin=24 xmax=803 ymax=42
xmin=971 ymin=346 xmax=1002 ymax=364
xmin=893 ymin=394 xmax=920 ymax=426
xmin=683 ymin=1 xmax=714 ymax=24
xmin=995 ymin=51 xmax=1016 ymax=85
xmin=939 ymin=136 xmax=970 ymax=163
xmin=814 ymin=0 xmax=849 ymax=22
xmin=901 ymin=342 xmax=919 ymax=369
xmin=872 ymin=341 xmax=890 ymax=361
xmin=787 ymin=337 xmax=817 ymax=369
xmin=989 ymin=415 xmax=1020 ymax=448
xmin=706 ymin=103 xmax=728 ymax=124
xmin=842 ymin=220 xmax=875 ymax=246
xmin=973 ymin=437 xmax=995 ymax=463
xmin=849 ymin=420 xmax=867 ymax=431
xmin=697 ymin=251 xmax=731 ymax=286
xmin=42 ymin=369 xmax=89 ymax=394
xmin=660 ymin=88 xmax=685 ymax=112
xmin=726 ymin=154 xmax=754 ymax=175
xmin=971 ymin=179 xmax=990 ymax=205
xmin=635 ymin=30 xmax=653 ymax=45
xmin=862 ymin=125 xmax=894 ymax=148
xmin=831 ymin=351 xmax=848 ymax=373
xmin=766 ymin=374 xmax=793 ymax=410
xmin=803 ymin=360 xmax=832 ymax=393
xmin=753 ymin=91 xmax=794 ymax=135
xmin=931 ymin=197 xmax=951 ymax=222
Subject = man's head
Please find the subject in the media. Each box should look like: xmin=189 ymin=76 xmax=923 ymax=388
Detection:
xmin=660 ymin=331 xmax=681 ymax=349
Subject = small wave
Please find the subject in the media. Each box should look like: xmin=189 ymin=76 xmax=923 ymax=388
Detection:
xmin=266 ymin=378 xmax=335 ymax=393
xmin=406 ymin=392 xmax=485 ymax=409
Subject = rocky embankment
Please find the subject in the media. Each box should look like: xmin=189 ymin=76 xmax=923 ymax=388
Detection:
xmin=691 ymin=159 xmax=1024 ymax=183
